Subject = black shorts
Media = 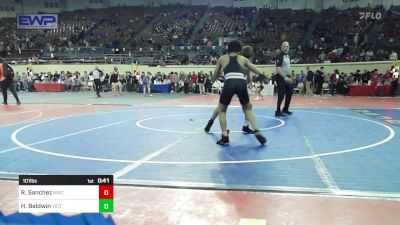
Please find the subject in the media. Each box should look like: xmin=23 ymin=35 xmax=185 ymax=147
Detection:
xmin=219 ymin=79 xmax=249 ymax=106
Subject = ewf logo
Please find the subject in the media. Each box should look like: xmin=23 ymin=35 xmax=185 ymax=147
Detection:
xmin=17 ymin=14 xmax=58 ymax=29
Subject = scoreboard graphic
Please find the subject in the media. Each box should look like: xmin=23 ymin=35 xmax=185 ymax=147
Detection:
xmin=19 ymin=175 xmax=113 ymax=213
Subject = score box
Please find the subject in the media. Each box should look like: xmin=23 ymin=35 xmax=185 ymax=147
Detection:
xmin=99 ymin=185 xmax=113 ymax=213
xmin=19 ymin=175 xmax=114 ymax=213
xmin=99 ymin=185 xmax=113 ymax=199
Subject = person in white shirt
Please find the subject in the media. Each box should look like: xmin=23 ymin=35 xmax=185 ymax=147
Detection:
xmin=109 ymin=67 xmax=122 ymax=96
xmin=389 ymin=51 xmax=398 ymax=61
xmin=391 ymin=68 xmax=399 ymax=97
xmin=92 ymin=66 xmax=102 ymax=97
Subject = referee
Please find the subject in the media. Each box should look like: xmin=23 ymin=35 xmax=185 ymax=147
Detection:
xmin=275 ymin=41 xmax=293 ymax=117
xmin=92 ymin=66 xmax=102 ymax=97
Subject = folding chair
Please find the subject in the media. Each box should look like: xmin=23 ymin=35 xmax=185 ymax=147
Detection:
xmin=293 ymin=83 xmax=304 ymax=95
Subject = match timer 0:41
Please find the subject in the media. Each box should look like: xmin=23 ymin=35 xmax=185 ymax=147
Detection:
xmin=19 ymin=175 xmax=114 ymax=213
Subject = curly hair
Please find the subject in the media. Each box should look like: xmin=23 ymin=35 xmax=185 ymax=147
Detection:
xmin=227 ymin=40 xmax=243 ymax=53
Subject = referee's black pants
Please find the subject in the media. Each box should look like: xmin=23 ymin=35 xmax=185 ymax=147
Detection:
xmin=391 ymin=79 xmax=398 ymax=97
xmin=94 ymin=79 xmax=102 ymax=96
xmin=276 ymin=82 xmax=293 ymax=112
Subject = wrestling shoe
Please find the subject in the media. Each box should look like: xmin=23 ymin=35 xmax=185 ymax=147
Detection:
xmin=254 ymin=130 xmax=267 ymax=145
xmin=216 ymin=134 xmax=229 ymax=146
xmin=204 ymin=119 xmax=214 ymax=133
xmin=242 ymin=125 xmax=255 ymax=134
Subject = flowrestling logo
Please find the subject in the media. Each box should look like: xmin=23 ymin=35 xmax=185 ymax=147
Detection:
xmin=359 ymin=12 xmax=382 ymax=20
xmin=17 ymin=14 xmax=58 ymax=29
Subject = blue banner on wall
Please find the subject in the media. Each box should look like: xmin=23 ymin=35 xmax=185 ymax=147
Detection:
xmin=17 ymin=14 xmax=58 ymax=29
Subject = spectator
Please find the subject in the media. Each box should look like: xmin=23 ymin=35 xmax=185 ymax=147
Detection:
xmin=389 ymin=51 xmax=398 ymax=61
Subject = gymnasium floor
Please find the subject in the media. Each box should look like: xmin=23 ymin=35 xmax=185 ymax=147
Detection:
xmin=1 ymin=91 xmax=400 ymax=225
